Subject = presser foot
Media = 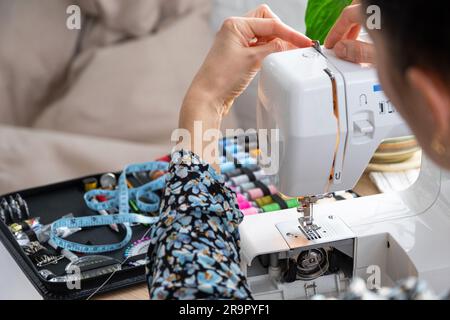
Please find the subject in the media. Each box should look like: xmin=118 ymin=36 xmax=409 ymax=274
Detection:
xmin=296 ymin=194 xmax=333 ymax=228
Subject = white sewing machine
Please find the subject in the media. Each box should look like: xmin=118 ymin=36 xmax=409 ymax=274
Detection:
xmin=239 ymin=44 xmax=450 ymax=299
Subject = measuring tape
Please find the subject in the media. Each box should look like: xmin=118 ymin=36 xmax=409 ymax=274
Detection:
xmin=50 ymin=162 xmax=169 ymax=254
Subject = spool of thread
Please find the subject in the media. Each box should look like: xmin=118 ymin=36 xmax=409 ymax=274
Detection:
xmin=236 ymin=178 xmax=271 ymax=193
xmin=238 ymin=200 xmax=252 ymax=210
xmin=255 ymin=196 xmax=274 ymax=208
xmin=225 ymin=165 xmax=259 ymax=179
xmin=83 ymin=177 xmax=98 ymax=192
xmin=220 ymin=162 xmax=235 ymax=174
xmin=262 ymin=198 xmax=299 ymax=213
xmin=241 ymin=207 xmax=263 ymax=216
xmin=236 ymin=193 xmax=248 ymax=203
xmin=246 ymin=185 xmax=278 ymax=201
xmin=220 ymin=158 xmax=257 ymax=174
xmin=231 ymin=170 xmax=265 ymax=186
xmin=233 ymin=152 xmax=256 ymax=161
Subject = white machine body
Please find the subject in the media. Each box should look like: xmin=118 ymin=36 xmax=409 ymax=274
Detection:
xmin=238 ymin=47 xmax=450 ymax=299
xmin=257 ymin=47 xmax=410 ymax=197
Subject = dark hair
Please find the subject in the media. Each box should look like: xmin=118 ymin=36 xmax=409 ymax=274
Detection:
xmin=362 ymin=0 xmax=450 ymax=83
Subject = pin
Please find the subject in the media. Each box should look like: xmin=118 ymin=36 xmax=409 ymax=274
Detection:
xmin=0 ymin=198 xmax=12 ymax=225
xmin=15 ymin=194 xmax=30 ymax=220
xmin=0 ymin=207 xmax=7 ymax=224
xmin=8 ymin=196 xmax=23 ymax=222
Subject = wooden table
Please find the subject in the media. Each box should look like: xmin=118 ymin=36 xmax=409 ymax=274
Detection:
xmin=96 ymin=173 xmax=379 ymax=300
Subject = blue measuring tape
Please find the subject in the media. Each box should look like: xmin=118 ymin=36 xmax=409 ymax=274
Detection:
xmin=50 ymin=162 xmax=169 ymax=254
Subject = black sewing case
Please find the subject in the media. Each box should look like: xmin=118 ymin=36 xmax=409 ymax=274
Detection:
xmin=0 ymin=172 xmax=156 ymax=300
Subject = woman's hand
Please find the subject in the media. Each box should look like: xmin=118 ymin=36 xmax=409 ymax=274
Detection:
xmin=324 ymin=1 xmax=375 ymax=64
xmin=184 ymin=4 xmax=312 ymax=116
xmin=177 ymin=5 xmax=311 ymax=170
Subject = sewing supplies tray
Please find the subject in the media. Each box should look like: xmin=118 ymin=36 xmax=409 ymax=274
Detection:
xmin=0 ymin=136 xmax=359 ymax=300
xmin=0 ymin=172 xmax=156 ymax=300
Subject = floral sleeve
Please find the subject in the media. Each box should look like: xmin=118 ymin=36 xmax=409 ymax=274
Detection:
xmin=145 ymin=150 xmax=252 ymax=300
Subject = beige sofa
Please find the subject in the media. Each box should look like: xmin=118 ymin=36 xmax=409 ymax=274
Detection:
xmin=0 ymin=0 xmax=242 ymax=194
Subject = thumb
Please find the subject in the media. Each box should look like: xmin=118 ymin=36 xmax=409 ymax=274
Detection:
xmin=334 ymin=39 xmax=375 ymax=64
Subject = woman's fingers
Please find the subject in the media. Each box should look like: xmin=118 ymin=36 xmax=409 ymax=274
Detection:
xmin=239 ymin=18 xmax=312 ymax=48
xmin=251 ymin=38 xmax=297 ymax=60
xmin=334 ymin=39 xmax=375 ymax=64
xmin=324 ymin=4 xmax=363 ymax=49
xmin=242 ymin=5 xmax=306 ymax=51
xmin=346 ymin=24 xmax=362 ymax=41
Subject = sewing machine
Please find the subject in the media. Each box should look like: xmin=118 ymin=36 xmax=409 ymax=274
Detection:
xmin=1 ymin=44 xmax=450 ymax=301
xmin=239 ymin=44 xmax=450 ymax=299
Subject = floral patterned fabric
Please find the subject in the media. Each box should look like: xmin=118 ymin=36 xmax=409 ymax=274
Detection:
xmin=146 ymin=150 xmax=252 ymax=300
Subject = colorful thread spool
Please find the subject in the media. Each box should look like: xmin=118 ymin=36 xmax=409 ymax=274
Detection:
xmin=241 ymin=207 xmax=263 ymax=216
xmin=238 ymin=200 xmax=253 ymax=210
xmin=220 ymin=158 xmax=257 ymax=174
xmin=236 ymin=178 xmax=271 ymax=193
xmin=83 ymin=178 xmax=98 ymax=192
xmin=225 ymin=165 xmax=259 ymax=179
xmin=255 ymin=196 xmax=274 ymax=208
xmin=230 ymin=170 xmax=265 ymax=186
xmin=262 ymin=198 xmax=299 ymax=213
xmin=246 ymin=185 xmax=278 ymax=201
xmin=236 ymin=193 xmax=248 ymax=203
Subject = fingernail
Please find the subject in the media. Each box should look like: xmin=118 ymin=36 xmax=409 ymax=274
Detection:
xmin=335 ymin=42 xmax=347 ymax=58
